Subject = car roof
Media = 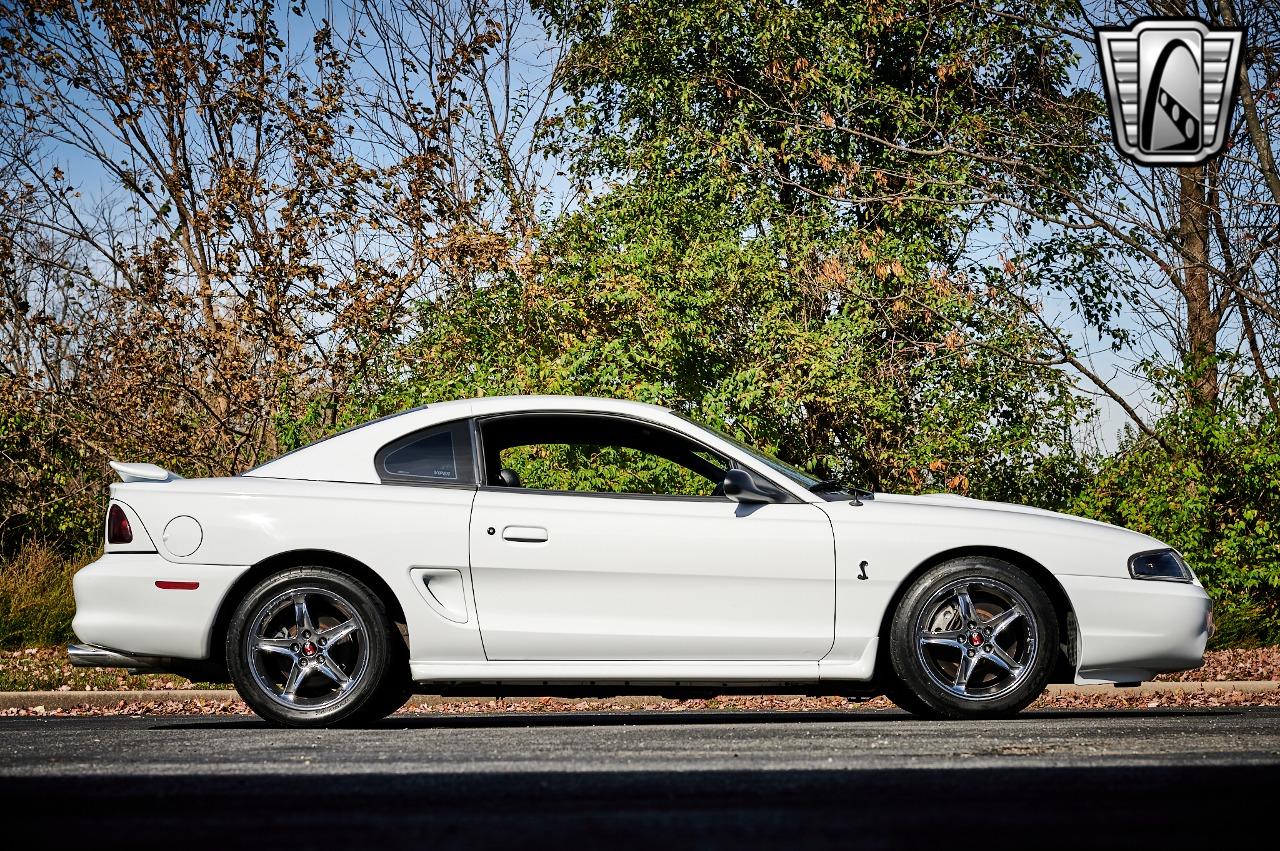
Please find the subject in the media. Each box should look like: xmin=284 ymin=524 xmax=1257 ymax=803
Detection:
xmin=244 ymin=396 xmax=675 ymax=483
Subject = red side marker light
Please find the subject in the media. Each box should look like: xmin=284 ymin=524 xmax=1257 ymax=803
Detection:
xmin=107 ymin=504 xmax=133 ymax=544
xmin=155 ymin=580 xmax=200 ymax=590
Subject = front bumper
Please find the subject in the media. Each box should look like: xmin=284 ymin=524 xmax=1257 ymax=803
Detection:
xmin=1060 ymin=573 xmax=1213 ymax=684
xmin=72 ymin=553 xmax=250 ymax=660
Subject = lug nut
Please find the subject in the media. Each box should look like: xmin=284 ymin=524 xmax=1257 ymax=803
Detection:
xmin=967 ymin=649 xmax=976 ymax=657
xmin=319 ymin=638 xmax=327 ymax=646
xmin=291 ymin=643 xmax=299 ymax=652
xmin=983 ymin=644 xmax=992 ymax=652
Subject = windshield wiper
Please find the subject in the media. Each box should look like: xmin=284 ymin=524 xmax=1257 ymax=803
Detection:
xmin=809 ymin=478 xmax=872 ymax=505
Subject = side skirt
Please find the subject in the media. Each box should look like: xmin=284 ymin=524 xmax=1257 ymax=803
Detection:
xmin=408 ymin=659 xmax=884 ymax=699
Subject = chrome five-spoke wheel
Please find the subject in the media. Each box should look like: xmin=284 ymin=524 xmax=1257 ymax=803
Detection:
xmin=248 ymin=587 xmax=370 ymax=711
xmin=227 ymin=567 xmax=403 ymax=727
xmin=889 ymin=557 xmax=1058 ymax=718
xmin=914 ymin=578 xmax=1037 ymax=701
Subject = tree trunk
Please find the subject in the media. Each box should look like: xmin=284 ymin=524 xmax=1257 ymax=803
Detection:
xmin=1178 ymin=165 xmax=1217 ymax=409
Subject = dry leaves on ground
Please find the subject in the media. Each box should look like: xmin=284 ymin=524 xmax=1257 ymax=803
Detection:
xmin=1155 ymin=646 xmax=1280 ymax=682
xmin=6 ymin=689 xmax=1280 ymax=718
xmin=2 ymin=698 xmax=252 ymax=718
xmin=0 ymin=647 xmax=228 ymax=692
xmin=1032 ymin=688 xmax=1280 ymax=710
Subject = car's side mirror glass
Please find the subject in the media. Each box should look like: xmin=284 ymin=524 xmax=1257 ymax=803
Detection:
xmin=722 ymin=468 xmax=782 ymax=504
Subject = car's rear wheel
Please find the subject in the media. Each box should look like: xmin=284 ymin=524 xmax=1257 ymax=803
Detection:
xmin=226 ymin=567 xmax=401 ymax=727
xmin=888 ymin=557 xmax=1057 ymax=719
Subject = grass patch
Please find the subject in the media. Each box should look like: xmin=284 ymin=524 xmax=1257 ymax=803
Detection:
xmin=0 ymin=540 xmax=86 ymax=648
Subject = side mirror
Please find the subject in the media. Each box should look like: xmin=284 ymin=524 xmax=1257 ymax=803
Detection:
xmin=722 ymin=468 xmax=782 ymax=504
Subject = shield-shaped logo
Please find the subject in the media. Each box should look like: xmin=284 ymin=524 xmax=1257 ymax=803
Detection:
xmin=1096 ymin=18 xmax=1245 ymax=166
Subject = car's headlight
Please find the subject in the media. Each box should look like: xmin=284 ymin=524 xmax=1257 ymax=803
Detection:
xmin=1128 ymin=549 xmax=1194 ymax=582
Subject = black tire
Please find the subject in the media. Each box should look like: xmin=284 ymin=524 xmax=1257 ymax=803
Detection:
xmin=226 ymin=567 xmax=400 ymax=728
xmin=357 ymin=676 xmax=413 ymax=722
xmin=888 ymin=557 xmax=1058 ymax=719
xmin=881 ymin=679 xmax=935 ymax=717
xmin=349 ymin=628 xmax=413 ymax=724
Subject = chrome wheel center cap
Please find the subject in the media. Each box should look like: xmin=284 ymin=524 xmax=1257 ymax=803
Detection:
xmin=968 ymin=632 xmax=983 ymax=646
xmin=302 ymin=641 xmax=317 ymax=657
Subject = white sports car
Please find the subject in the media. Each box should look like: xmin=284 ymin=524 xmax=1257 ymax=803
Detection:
xmin=70 ymin=395 xmax=1213 ymax=726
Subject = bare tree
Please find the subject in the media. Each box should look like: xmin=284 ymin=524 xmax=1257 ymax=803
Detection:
xmin=1038 ymin=0 xmax=1280 ymax=422
xmin=345 ymin=0 xmax=568 ymax=287
xmin=0 ymin=0 xmax=521 ymax=477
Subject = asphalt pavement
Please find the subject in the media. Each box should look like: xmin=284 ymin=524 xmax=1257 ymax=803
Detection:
xmin=3 ymin=707 xmax=1278 ymax=848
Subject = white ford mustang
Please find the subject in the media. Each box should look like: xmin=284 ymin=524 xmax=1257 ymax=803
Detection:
xmin=70 ymin=395 xmax=1212 ymax=726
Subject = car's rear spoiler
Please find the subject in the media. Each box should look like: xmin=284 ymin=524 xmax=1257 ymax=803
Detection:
xmin=108 ymin=461 xmax=183 ymax=483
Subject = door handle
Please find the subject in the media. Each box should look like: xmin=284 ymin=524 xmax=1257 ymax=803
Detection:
xmin=502 ymin=525 xmax=549 ymax=543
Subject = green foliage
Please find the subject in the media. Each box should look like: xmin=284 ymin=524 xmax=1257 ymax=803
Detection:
xmin=0 ymin=383 xmax=106 ymax=557
xmin=1074 ymin=393 xmax=1280 ymax=647
xmin=400 ymin=2 xmax=1100 ymax=506
xmin=408 ymin=0 xmax=1096 ymax=507
xmin=401 ymin=175 xmax=1089 ymax=506
xmin=540 ymin=0 xmax=1100 ymax=230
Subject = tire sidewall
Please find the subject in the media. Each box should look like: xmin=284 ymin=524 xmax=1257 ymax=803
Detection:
xmin=226 ymin=567 xmax=392 ymax=727
xmin=889 ymin=558 xmax=1058 ymax=719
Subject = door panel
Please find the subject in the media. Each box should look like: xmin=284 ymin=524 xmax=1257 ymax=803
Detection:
xmin=469 ymin=489 xmax=835 ymax=661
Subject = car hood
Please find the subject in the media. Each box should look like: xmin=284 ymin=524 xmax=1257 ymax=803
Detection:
xmin=869 ymin=492 xmax=1113 ymax=527
xmin=810 ymin=491 xmax=1175 ymax=583
xmin=863 ymin=491 xmax=1171 ymax=550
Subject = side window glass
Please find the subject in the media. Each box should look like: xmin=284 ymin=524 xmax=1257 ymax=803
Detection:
xmin=484 ymin=414 xmax=729 ymax=497
xmin=500 ymin=443 xmax=718 ymax=496
xmin=377 ymin=421 xmax=474 ymax=485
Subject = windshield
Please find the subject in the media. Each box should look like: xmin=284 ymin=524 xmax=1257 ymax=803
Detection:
xmin=674 ymin=413 xmax=824 ymax=489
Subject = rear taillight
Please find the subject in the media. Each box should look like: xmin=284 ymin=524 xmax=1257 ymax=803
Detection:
xmin=107 ymin=504 xmax=133 ymax=544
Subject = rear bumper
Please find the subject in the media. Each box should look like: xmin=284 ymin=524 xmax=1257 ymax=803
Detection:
xmin=72 ymin=553 xmax=250 ymax=659
xmin=1061 ymin=574 xmax=1213 ymax=684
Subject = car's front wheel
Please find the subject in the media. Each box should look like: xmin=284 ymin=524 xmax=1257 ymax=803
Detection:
xmin=887 ymin=557 xmax=1058 ymax=719
xmin=226 ymin=567 xmax=402 ymax=727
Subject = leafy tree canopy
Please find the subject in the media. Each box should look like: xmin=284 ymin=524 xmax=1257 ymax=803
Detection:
xmin=394 ymin=0 xmax=1098 ymax=504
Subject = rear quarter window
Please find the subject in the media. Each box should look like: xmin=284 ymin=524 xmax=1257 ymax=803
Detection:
xmin=375 ymin=420 xmax=475 ymax=485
